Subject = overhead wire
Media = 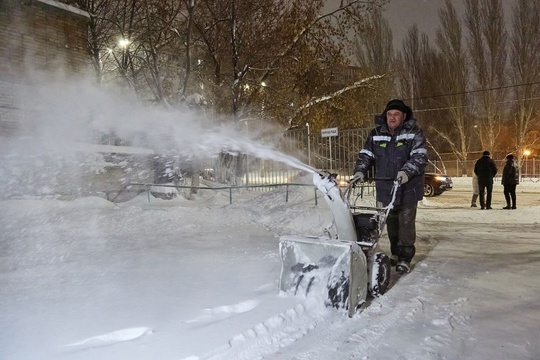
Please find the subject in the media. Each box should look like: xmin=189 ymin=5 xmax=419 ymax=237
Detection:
xmin=414 ymin=96 xmax=540 ymax=114
xmin=364 ymin=81 xmax=540 ymax=114
xmin=405 ymin=80 xmax=540 ymax=103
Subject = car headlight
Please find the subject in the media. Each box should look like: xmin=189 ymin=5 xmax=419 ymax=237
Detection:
xmin=435 ymin=176 xmax=446 ymax=181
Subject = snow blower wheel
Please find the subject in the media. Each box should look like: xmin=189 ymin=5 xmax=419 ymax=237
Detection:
xmin=368 ymin=252 xmax=391 ymax=298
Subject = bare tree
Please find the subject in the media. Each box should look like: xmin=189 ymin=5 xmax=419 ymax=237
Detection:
xmin=97 ymin=0 xmax=147 ymax=95
xmin=73 ymin=0 xmax=126 ymax=82
xmin=430 ymin=0 xmax=472 ymax=175
xmin=395 ymin=22 xmax=459 ymax=170
xmin=137 ymin=0 xmax=183 ymax=105
xmin=510 ymin=0 xmax=540 ymax=175
xmin=397 ymin=25 xmax=425 ymax=106
xmin=353 ymin=8 xmax=394 ymax=116
xmin=464 ymin=0 xmax=508 ymax=153
xmin=178 ymin=0 xmax=196 ymax=101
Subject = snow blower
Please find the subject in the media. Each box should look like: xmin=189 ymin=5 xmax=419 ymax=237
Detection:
xmin=278 ymin=172 xmax=396 ymax=317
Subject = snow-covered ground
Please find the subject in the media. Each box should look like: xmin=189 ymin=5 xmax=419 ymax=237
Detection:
xmin=1 ymin=176 xmax=539 ymax=360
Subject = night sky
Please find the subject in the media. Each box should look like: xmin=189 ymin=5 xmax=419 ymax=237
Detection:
xmin=385 ymin=0 xmax=446 ymax=49
xmin=326 ymin=0 xmax=516 ymax=51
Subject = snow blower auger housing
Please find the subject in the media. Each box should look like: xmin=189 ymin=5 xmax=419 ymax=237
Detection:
xmin=279 ymin=172 xmax=394 ymax=317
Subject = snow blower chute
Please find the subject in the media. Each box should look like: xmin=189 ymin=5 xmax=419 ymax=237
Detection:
xmin=279 ymin=172 xmax=395 ymax=317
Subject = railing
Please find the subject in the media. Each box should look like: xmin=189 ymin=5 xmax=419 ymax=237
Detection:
xmin=122 ymin=182 xmax=376 ymax=205
xmin=429 ymin=158 xmax=539 ymax=178
xmin=127 ymin=182 xmax=318 ymax=205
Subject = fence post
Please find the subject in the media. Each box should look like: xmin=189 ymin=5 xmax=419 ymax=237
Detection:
xmin=229 ymin=188 xmax=232 ymax=205
xmin=285 ymin=184 xmax=289 ymax=202
xmin=314 ymin=187 xmax=318 ymax=205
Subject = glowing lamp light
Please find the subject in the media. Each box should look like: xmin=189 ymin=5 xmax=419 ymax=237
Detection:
xmin=523 ymin=149 xmax=532 ymax=177
xmin=118 ymin=38 xmax=130 ymax=48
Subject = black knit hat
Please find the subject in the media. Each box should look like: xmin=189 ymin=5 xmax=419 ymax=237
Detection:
xmin=506 ymin=153 xmax=514 ymax=160
xmin=384 ymin=99 xmax=412 ymax=120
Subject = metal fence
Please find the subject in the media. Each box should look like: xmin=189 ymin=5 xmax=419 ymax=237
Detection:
xmin=430 ymin=158 xmax=539 ymax=179
xmin=215 ymin=127 xmax=371 ymax=185
xmin=197 ymin=127 xmax=538 ymax=186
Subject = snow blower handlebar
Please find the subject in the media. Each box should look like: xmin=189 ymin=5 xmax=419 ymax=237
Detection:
xmin=344 ymin=177 xmax=400 ymax=233
xmin=384 ymin=180 xmax=400 ymax=220
xmin=343 ymin=176 xmax=393 ymax=204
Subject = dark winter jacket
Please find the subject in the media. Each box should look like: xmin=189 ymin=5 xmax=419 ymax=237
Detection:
xmin=354 ymin=117 xmax=428 ymax=205
xmin=502 ymin=160 xmax=519 ymax=185
xmin=474 ymin=155 xmax=498 ymax=185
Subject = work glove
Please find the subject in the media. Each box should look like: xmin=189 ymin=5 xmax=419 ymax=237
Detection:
xmin=351 ymin=171 xmax=365 ymax=183
xmin=396 ymin=171 xmax=409 ymax=185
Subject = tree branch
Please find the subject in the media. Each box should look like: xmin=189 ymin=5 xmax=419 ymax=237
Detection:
xmin=287 ymin=73 xmax=385 ymax=126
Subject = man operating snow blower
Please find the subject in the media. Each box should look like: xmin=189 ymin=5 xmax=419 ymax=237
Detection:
xmin=352 ymin=99 xmax=428 ymax=274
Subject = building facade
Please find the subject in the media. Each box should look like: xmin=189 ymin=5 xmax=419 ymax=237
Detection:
xmin=0 ymin=0 xmax=90 ymax=136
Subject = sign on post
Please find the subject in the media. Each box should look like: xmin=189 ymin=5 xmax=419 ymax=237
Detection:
xmin=321 ymin=127 xmax=339 ymax=138
xmin=321 ymin=127 xmax=338 ymax=171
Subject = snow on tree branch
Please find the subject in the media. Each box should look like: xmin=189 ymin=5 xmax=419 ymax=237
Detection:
xmin=287 ymin=73 xmax=385 ymax=126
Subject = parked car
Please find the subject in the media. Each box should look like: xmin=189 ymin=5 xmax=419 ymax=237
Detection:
xmin=424 ymin=173 xmax=453 ymax=197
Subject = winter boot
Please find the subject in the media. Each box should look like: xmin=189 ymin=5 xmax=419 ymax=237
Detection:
xmin=396 ymin=260 xmax=410 ymax=274
xmin=503 ymin=204 xmax=511 ymax=209
xmin=471 ymin=194 xmax=478 ymax=207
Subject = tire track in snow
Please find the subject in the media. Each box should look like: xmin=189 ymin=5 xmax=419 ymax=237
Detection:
xmin=181 ymin=303 xmax=327 ymax=360
xmin=184 ymin=272 xmax=426 ymax=360
xmin=261 ymin=272 xmax=433 ymax=360
xmin=184 ymin=262 xmax=472 ymax=360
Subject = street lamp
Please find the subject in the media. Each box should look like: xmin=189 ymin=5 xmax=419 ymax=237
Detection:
xmin=523 ymin=149 xmax=531 ymax=178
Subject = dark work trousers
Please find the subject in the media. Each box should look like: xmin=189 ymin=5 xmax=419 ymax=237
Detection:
xmin=386 ymin=202 xmax=417 ymax=262
xmin=478 ymin=181 xmax=493 ymax=208
xmin=503 ymin=184 xmax=517 ymax=207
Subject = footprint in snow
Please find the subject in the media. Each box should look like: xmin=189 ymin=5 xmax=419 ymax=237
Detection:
xmin=64 ymin=327 xmax=152 ymax=350
xmin=182 ymin=299 xmax=259 ymax=324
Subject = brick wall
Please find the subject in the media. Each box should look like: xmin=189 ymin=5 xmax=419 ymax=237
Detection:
xmin=0 ymin=0 xmax=90 ymax=136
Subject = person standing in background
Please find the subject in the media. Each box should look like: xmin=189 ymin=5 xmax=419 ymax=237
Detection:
xmin=471 ymin=173 xmax=479 ymax=207
xmin=474 ymin=151 xmax=498 ymax=210
xmin=502 ymin=153 xmax=519 ymax=209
